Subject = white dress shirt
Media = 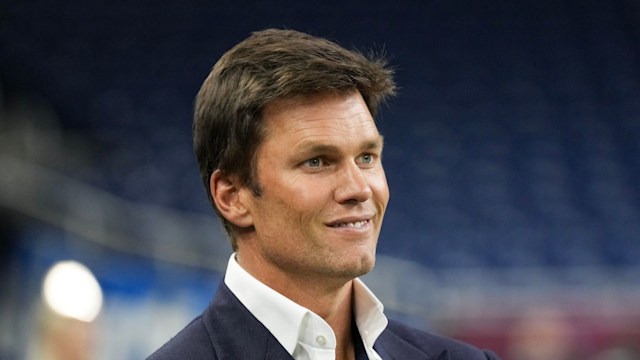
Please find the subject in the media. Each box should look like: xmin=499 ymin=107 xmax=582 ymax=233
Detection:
xmin=224 ymin=254 xmax=388 ymax=360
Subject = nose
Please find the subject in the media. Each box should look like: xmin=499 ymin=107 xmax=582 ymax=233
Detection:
xmin=334 ymin=162 xmax=373 ymax=204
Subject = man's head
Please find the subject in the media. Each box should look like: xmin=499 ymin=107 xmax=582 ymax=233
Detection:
xmin=194 ymin=28 xmax=396 ymax=249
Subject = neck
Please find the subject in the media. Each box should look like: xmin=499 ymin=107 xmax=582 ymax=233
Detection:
xmin=236 ymin=249 xmax=358 ymax=359
xmin=300 ymin=283 xmax=357 ymax=360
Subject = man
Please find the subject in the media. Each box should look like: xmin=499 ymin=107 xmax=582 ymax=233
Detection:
xmin=149 ymin=29 xmax=499 ymax=360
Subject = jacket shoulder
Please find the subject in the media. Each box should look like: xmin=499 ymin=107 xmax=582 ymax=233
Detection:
xmin=381 ymin=319 xmax=499 ymax=359
xmin=146 ymin=315 xmax=217 ymax=360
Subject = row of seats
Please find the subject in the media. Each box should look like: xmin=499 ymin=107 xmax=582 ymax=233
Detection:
xmin=1 ymin=0 xmax=639 ymax=268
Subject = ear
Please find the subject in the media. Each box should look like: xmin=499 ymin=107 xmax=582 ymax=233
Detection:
xmin=210 ymin=170 xmax=253 ymax=228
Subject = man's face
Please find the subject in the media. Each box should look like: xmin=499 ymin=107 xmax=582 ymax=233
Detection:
xmin=238 ymin=91 xmax=389 ymax=283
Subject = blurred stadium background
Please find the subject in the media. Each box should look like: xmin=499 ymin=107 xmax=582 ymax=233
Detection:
xmin=1 ymin=1 xmax=640 ymax=359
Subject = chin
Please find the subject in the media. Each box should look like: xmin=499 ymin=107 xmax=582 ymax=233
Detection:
xmin=342 ymin=254 xmax=376 ymax=278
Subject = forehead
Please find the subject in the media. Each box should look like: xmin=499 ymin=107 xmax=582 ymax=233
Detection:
xmin=260 ymin=91 xmax=379 ymax=143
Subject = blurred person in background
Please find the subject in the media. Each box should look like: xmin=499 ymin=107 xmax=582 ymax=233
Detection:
xmin=505 ymin=308 xmax=578 ymax=360
xmin=148 ymin=28 xmax=499 ymax=360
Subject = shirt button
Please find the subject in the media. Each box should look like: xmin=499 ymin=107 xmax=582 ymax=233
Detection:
xmin=316 ymin=335 xmax=327 ymax=346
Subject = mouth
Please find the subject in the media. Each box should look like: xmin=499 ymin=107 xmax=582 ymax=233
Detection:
xmin=327 ymin=218 xmax=372 ymax=229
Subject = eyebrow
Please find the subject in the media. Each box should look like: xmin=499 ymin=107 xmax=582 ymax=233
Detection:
xmin=297 ymin=135 xmax=385 ymax=156
xmin=364 ymin=135 xmax=385 ymax=151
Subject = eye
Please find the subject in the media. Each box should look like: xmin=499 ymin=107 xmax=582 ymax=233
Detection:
xmin=304 ymin=157 xmax=324 ymax=168
xmin=361 ymin=154 xmax=373 ymax=164
xmin=358 ymin=153 xmax=376 ymax=166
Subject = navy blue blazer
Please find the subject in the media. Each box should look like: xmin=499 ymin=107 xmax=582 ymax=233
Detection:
xmin=148 ymin=283 xmax=499 ymax=359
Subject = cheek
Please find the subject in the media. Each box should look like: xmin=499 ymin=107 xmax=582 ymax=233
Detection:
xmin=260 ymin=186 xmax=321 ymax=227
xmin=288 ymin=193 xmax=329 ymax=225
xmin=371 ymin=170 xmax=390 ymax=204
xmin=286 ymin=177 xmax=334 ymax=206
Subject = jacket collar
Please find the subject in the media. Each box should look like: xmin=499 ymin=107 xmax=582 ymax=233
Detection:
xmin=374 ymin=322 xmax=451 ymax=360
xmin=203 ymin=283 xmax=293 ymax=359
xmin=203 ymin=283 xmax=450 ymax=360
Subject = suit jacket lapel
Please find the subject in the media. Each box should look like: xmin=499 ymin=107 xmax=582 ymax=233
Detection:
xmin=202 ymin=283 xmax=294 ymax=360
xmin=199 ymin=284 xmax=455 ymax=360
xmin=374 ymin=327 xmax=450 ymax=360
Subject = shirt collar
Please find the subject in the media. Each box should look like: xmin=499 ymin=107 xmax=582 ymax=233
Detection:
xmin=224 ymin=253 xmax=388 ymax=355
xmin=353 ymin=276 xmax=388 ymax=348
xmin=224 ymin=253 xmax=307 ymax=354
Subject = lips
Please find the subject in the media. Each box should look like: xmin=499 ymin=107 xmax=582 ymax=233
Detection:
xmin=330 ymin=219 xmax=370 ymax=228
xmin=326 ymin=216 xmax=373 ymax=228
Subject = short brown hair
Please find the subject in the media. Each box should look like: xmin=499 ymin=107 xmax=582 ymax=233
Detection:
xmin=193 ymin=28 xmax=396 ymax=249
